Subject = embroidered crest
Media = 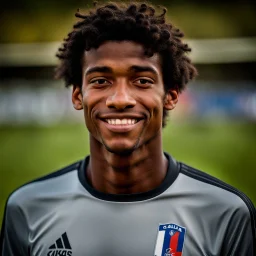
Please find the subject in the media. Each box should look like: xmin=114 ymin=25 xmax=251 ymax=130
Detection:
xmin=154 ymin=223 xmax=186 ymax=256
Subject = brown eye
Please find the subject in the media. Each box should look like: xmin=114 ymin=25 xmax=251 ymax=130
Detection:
xmin=89 ymin=78 xmax=111 ymax=87
xmin=98 ymin=79 xmax=108 ymax=84
xmin=134 ymin=78 xmax=154 ymax=88
xmin=92 ymin=79 xmax=108 ymax=84
xmin=138 ymin=79 xmax=149 ymax=84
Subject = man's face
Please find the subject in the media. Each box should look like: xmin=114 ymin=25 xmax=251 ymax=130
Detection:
xmin=73 ymin=41 xmax=176 ymax=154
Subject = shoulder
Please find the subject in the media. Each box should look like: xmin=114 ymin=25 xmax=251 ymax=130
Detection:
xmin=6 ymin=160 xmax=82 ymax=209
xmin=179 ymin=162 xmax=255 ymax=210
xmin=178 ymin=162 xmax=256 ymax=231
xmin=0 ymin=160 xmax=83 ymax=247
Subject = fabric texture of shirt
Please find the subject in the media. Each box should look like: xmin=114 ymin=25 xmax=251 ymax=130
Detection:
xmin=1 ymin=153 xmax=255 ymax=256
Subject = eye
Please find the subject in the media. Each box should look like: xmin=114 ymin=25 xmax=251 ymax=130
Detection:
xmin=134 ymin=78 xmax=154 ymax=87
xmin=89 ymin=78 xmax=111 ymax=86
xmin=138 ymin=79 xmax=150 ymax=84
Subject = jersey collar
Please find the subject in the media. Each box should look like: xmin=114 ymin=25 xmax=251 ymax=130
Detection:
xmin=78 ymin=152 xmax=180 ymax=202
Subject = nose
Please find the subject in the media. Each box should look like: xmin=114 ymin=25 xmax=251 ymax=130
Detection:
xmin=106 ymin=84 xmax=136 ymax=110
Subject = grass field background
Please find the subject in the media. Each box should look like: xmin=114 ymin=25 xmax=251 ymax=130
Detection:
xmin=0 ymin=121 xmax=255 ymax=225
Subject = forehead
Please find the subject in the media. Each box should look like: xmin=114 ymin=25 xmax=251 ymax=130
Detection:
xmin=83 ymin=41 xmax=162 ymax=72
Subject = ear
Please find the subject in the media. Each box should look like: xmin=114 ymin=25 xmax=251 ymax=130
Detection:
xmin=72 ymin=85 xmax=83 ymax=110
xmin=164 ymin=89 xmax=179 ymax=110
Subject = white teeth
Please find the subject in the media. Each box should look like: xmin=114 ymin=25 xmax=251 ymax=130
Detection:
xmin=106 ymin=119 xmax=137 ymax=125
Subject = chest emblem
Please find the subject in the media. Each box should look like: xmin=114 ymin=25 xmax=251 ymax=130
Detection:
xmin=154 ymin=223 xmax=186 ymax=256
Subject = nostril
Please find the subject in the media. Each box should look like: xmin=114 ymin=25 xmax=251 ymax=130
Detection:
xmin=107 ymin=104 xmax=135 ymax=110
xmin=106 ymin=95 xmax=136 ymax=109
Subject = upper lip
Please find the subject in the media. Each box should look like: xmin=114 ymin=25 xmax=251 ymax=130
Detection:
xmin=99 ymin=114 xmax=145 ymax=120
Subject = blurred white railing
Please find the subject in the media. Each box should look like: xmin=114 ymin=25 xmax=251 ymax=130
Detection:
xmin=0 ymin=37 xmax=256 ymax=66
xmin=0 ymin=80 xmax=255 ymax=125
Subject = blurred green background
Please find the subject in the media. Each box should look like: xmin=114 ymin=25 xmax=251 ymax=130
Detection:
xmin=1 ymin=121 xmax=255 ymax=222
xmin=0 ymin=0 xmax=256 ymax=226
xmin=1 ymin=0 xmax=256 ymax=42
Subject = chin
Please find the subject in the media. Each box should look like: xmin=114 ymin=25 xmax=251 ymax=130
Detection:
xmin=103 ymin=140 xmax=140 ymax=156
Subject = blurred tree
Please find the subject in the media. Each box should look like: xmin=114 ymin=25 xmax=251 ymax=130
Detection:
xmin=0 ymin=0 xmax=255 ymax=42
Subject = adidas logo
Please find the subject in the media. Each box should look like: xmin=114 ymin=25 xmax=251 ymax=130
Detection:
xmin=47 ymin=232 xmax=72 ymax=256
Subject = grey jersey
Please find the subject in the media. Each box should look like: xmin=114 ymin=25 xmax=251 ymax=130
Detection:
xmin=1 ymin=153 xmax=255 ymax=256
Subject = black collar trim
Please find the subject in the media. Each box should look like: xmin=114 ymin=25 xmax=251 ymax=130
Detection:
xmin=78 ymin=152 xmax=180 ymax=202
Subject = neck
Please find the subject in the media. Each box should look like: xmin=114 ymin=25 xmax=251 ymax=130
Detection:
xmin=87 ymin=134 xmax=168 ymax=194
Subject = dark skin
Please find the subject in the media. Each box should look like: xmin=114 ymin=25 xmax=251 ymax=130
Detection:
xmin=72 ymin=41 xmax=178 ymax=194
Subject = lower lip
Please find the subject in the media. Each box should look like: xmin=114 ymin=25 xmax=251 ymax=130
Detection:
xmin=101 ymin=120 xmax=142 ymax=133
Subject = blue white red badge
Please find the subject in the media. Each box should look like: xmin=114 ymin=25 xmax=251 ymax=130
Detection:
xmin=154 ymin=223 xmax=186 ymax=256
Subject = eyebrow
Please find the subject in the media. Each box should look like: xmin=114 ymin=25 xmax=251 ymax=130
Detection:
xmin=85 ymin=65 xmax=158 ymax=76
xmin=128 ymin=65 xmax=158 ymax=75
xmin=85 ymin=66 xmax=113 ymax=76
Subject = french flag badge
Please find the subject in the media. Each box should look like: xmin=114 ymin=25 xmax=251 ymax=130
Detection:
xmin=154 ymin=223 xmax=186 ymax=256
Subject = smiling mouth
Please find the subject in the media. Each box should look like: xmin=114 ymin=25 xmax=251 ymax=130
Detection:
xmin=104 ymin=118 xmax=139 ymax=125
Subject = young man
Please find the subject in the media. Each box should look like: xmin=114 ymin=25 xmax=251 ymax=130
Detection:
xmin=1 ymin=2 xmax=255 ymax=256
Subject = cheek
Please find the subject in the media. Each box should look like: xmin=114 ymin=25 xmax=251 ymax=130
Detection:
xmin=81 ymin=92 xmax=96 ymax=127
xmin=82 ymin=93 xmax=90 ymax=118
xmin=82 ymin=90 xmax=105 ymax=129
xmin=138 ymin=91 xmax=164 ymax=117
xmin=82 ymin=89 xmax=98 ymax=114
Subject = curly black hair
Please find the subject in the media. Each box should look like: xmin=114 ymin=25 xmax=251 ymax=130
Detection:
xmin=55 ymin=1 xmax=197 ymax=125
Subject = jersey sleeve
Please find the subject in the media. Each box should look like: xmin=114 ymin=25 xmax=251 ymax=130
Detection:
xmin=222 ymin=198 xmax=256 ymax=255
xmin=1 ymin=196 xmax=29 ymax=256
